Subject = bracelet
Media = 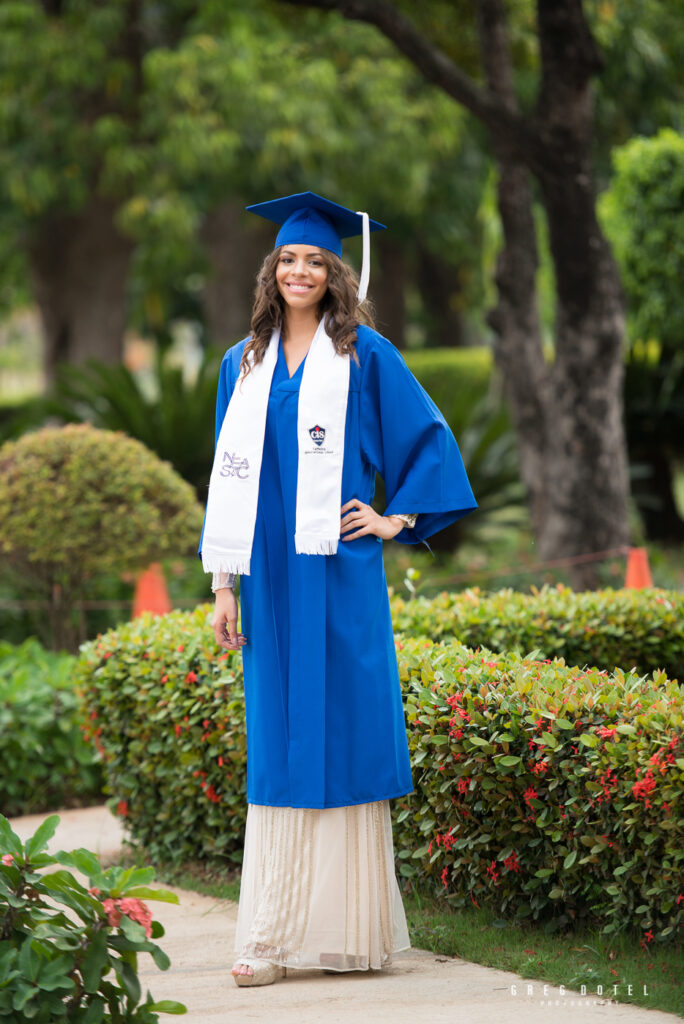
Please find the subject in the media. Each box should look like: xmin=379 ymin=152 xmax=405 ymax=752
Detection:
xmin=211 ymin=571 xmax=236 ymax=593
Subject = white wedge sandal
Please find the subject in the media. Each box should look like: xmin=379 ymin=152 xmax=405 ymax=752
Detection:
xmin=231 ymin=957 xmax=287 ymax=987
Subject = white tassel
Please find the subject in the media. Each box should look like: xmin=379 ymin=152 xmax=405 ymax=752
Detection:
xmin=356 ymin=211 xmax=370 ymax=303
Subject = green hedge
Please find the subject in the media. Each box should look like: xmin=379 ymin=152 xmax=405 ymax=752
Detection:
xmin=76 ymin=603 xmax=683 ymax=943
xmin=0 ymin=639 xmax=103 ymax=816
xmin=390 ymin=585 xmax=684 ymax=679
xmin=404 ymin=347 xmax=494 ymax=429
xmin=76 ymin=608 xmax=247 ymax=866
xmin=393 ymin=635 xmax=682 ymax=943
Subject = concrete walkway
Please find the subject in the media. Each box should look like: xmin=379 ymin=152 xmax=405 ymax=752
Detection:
xmin=8 ymin=807 xmax=678 ymax=1023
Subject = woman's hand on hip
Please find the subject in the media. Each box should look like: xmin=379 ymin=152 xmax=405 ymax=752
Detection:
xmin=340 ymin=499 xmax=404 ymax=541
xmin=211 ymin=588 xmax=247 ymax=650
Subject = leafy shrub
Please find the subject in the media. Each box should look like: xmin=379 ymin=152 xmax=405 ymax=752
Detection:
xmin=392 ymin=635 xmax=683 ymax=944
xmin=0 ymin=423 xmax=203 ymax=651
xmin=75 ymin=607 xmax=247 ymax=867
xmin=76 ymin=603 xmax=683 ymax=942
xmin=389 ymin=584 xmax=684 ymax=678
xmin=0 ymin=813 xmax=185 ymax=1022
xmin=0 ymin=639 xmax=102 ymax=816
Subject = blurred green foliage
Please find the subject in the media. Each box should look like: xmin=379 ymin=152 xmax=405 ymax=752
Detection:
xmin=599 ymin=129 xmax=684 ymax=350
xmin=48 ymin=348 xmax=224 ymax=500
xmin=0 ymin=638 xmax=102 ymax=816
xmin=599 ymin=129 xmax=684 ymax=539
xmin=0 ymin=0 xmax=489 ymax=339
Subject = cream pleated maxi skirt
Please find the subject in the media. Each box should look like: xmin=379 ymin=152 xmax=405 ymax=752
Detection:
xmin=234 ymin=799 xmax=411 ymax=971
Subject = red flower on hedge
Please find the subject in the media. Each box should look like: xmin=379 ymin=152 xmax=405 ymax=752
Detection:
xmin=503 ymin=850 xmax=520 ymax=873
xmin=632 ymin=770 xmax=656 ymax=803
xmin=523 ymin=786 xmax=538 ymax=807
xmin=115 ymin=800 xmax=129 ymax=817
xmin=441 ymin=866 xmax=449 ymax=889
xmin=185 ymin=671 xmax=198 ymax=684
xmin=485 ymin=860 xmax=500 ymax=884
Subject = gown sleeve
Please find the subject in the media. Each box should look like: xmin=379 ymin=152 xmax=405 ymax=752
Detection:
xmin=359 ymin=332 xmax=478 ymax=547
xmin=197 ymin=346 xmax=238 ymax=563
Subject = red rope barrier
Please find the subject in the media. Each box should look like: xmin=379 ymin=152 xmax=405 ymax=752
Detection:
xmin=0 ymin=546 xmax=640 ymax=610
xmin=423 ymin=545 xmax=633 ymax=587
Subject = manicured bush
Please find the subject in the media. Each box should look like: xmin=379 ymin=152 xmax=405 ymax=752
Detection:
xmin=0 ymin=423 xmax=204 ymax=651
xmin=75 ymin=607 xmax=247 ymax=867
xmin=76 ymin=603 xmax=683 ymax=943
xmin=389 ymin=584 xmax=684 ymax=679
xmin=392 ymin=635 xmax=683 ymax=944
xmin=0 ymin=639 xmax=103 ymax=817
xmin=0 ymin=813 xmax=185 ymax=1021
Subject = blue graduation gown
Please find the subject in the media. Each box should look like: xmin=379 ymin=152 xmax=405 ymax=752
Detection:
xmin=198 ymin=325 xmax=478 ymax=809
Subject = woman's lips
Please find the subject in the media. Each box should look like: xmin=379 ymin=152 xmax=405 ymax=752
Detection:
xmin=285 ymin=281 xmax=314 ymax=292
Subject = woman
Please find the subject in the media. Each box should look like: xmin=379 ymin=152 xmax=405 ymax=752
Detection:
xmin=198 ymin=192 xmax=477 ymax=987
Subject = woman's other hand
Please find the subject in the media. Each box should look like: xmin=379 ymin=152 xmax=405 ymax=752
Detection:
xmin=211 ymin=588 xmax=247 ymax=650
xmin=340 ymin=499 xmax=404 ymax=541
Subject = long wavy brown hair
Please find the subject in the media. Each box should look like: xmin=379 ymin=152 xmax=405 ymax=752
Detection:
xmin=238 ymin=246 xmax=375 ymax=380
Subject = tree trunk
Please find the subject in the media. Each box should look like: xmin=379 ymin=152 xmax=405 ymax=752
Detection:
xmin=532 ymin=0 xmax=630 ymax=585
xmin=280 ymin=0 xmax=633 ymax=588
xmin=27 ymin=198 xmax=133 ymax=384
xmin=371 ymin=236 xmax=407 ymax=348
xmin=200 ymin=203 xmax=274 ymax=347
xmin=476 ymin=0 xmax=551 ymax=548
xmin=414 ymin=243 xmax=465 ymax=348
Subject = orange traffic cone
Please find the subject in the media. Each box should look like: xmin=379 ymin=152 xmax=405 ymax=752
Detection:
xmin=132 ymin=562 xmax=172 ymax=618
xmin=624 ymin=547 xmax=653 ymax=589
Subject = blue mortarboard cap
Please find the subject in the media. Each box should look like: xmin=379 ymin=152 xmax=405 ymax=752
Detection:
xmin=245 ymin=192 xmax=386 ymax=301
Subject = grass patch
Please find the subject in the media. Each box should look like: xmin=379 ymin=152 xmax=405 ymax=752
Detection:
xmin=403 ymin=886 xmax=683 ymax=1017
xmin=150 ymin=858 xmax=241 ymax=904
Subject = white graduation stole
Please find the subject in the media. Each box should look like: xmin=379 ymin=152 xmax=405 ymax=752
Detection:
xmin=201 ymin=318 xmax=350 ymax=575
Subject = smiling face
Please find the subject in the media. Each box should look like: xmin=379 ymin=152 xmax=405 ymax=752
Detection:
xmin=275 ymin=244 xmax=329 ymax=312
